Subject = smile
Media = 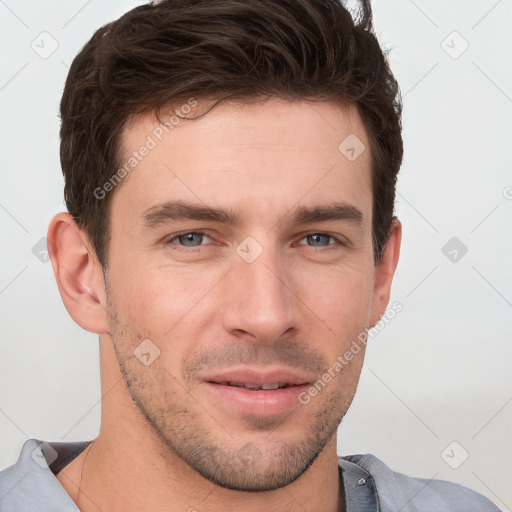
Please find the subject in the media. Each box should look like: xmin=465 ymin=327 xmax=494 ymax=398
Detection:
xmin=200 ymin=367 xmax=314 ymax=416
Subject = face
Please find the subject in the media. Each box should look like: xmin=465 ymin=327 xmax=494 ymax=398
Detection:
xmin=104 ymin=98 xmax=380 ymax=491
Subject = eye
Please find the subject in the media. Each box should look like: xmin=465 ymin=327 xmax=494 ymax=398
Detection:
xmin=166 ymin=231 xmax=213 ymax=248
xmin=296 ymin=233 xmax=341 ymax=248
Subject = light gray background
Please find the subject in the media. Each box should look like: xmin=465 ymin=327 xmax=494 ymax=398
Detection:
xmin=1 ymin=0 xmax=511 ymax=508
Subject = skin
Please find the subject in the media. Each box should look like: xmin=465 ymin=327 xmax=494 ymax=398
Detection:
xmin=49 ymin=97 xmax=401 ymax=512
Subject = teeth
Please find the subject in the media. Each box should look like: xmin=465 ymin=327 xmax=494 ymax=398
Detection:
xmin=224 ymin=382 xmax=290 ymax=390
xmin=242 ymin=383 xmax=261 ymax=389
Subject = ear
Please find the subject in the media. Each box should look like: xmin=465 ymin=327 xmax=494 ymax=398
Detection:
xmin=369 ymin=218 xmax=402 ymax=327
xmin=47 ymin=212 xmax=109 ymax=334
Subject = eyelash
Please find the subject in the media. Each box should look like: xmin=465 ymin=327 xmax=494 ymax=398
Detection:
xmin=164 ymin=231 xmax=345 ymax=252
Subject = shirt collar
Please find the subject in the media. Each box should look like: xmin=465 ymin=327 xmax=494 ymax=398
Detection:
xmin=338 ymin=455 xmax=380 ymax=511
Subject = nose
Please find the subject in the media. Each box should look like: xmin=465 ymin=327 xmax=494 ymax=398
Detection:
xmin=221 ymin=242 xmax=297 ymax=344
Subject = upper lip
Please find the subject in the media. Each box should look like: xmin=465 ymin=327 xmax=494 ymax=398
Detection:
xmin=201 ymin=367 xmax=314 ymax=386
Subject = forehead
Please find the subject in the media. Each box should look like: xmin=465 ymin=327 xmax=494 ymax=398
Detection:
xmin=112 ymin=98 xmax=372 ymax=229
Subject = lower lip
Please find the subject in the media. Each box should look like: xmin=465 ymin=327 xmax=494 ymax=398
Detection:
xmin=202 ymin=382 xmax=310 ymax=416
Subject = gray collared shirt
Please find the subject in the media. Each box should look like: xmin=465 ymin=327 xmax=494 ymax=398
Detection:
xmin=0 ymin=439 xmax=502 ymax=511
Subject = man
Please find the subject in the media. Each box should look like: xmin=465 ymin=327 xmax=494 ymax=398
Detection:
xmin=0 ymin=0 xmax=501 ymax=510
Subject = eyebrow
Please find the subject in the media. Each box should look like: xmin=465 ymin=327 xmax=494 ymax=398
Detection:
xmin=141 ymin=200 xmax=363 ymax=228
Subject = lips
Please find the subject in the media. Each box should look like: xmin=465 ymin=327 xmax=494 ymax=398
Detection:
xmin=199 ymin=367 xmax=314 ymax=416
xmin=203 ymin=367 xmax=312 ymax=388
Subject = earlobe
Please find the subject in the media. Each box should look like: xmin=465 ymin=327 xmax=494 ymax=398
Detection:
xmin=47 ymin=212 xmax=109 ymax=334
xmin=369 ymin=218 xmax=402 ymax=327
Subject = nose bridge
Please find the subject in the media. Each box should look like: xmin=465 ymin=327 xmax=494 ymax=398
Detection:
xmin=222 ymin=239 xmax=296 ymax=341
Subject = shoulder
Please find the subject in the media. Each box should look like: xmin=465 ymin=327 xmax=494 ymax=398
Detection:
xmin=339 ymin=453 xmax=502 ymax=512
xmin=0 ymin=438 xmax=89 ymax=511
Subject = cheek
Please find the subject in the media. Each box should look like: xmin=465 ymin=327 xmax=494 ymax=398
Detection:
xmin=108 ymin=261 xmax=226 ymax=351
xmin=291 ymin=261 xmax=375 ymax=335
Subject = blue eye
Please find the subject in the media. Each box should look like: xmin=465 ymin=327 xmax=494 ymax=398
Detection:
xmin=168 ymin=232 xmax=212 ymax=247
xmin=298 ymin=233 xmax=337 ymax=247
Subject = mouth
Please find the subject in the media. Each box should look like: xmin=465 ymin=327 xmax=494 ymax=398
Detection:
xmin=200 ymin=367 xmax=313 ymax=416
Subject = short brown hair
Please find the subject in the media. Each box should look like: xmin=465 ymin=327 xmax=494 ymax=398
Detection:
xmin=60 ymin=0 xmax=403 ymax=268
